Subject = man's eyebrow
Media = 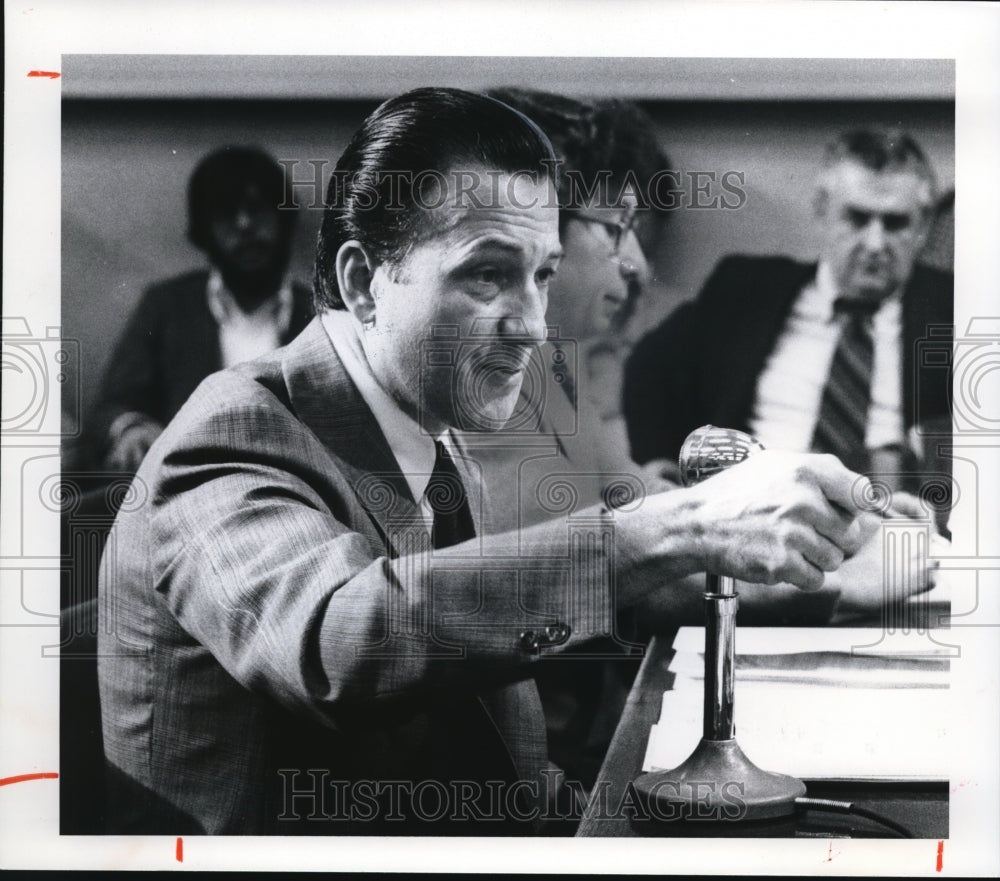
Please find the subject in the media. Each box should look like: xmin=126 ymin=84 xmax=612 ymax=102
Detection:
xmin=455 ymin=237 xmax=563 ymax=261
xmin=463 ymin=238 xmax=523 ymax=254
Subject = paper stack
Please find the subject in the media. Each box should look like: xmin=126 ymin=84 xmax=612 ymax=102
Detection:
xmin=643 ymin=628 xmax=950 ymax=782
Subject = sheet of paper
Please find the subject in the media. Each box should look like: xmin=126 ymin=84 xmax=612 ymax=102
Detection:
xmin=670 ymin=625 xmax=958 ymax=658
xmin=644 ymin=627 xmax=950 ymax=781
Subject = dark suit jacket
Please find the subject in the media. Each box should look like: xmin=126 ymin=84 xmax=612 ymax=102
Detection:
xmin=624 ymin=255 xmax=954 ymax=465
xmin=91 ymin=269 xmax=314 ymax=457
xmin=97 ymin=319 xmax=602 ymax=835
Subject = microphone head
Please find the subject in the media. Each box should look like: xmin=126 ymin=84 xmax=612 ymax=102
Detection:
xmin=678 ymin=425 xmax=766 ymax=487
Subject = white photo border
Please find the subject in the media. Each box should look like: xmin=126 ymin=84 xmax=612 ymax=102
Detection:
xmin=3 ymin=0 xmax=998 ymax=874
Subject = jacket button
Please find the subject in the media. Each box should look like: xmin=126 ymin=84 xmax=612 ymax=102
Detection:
xmin=519 ymin=630 xmax=539 ymax=651
xmin=545 ymin=624 xmax=570 ymax=644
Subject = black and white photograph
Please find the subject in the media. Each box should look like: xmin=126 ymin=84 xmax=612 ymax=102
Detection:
xmin=3 ymin=0 xmax=999 ymax=874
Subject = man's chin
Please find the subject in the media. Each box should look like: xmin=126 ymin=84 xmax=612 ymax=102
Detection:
xmin=849 ymin=275 xmax=897 ymax=304
xmin=215 ymin=247 xmax=290 ymax=299
xmin=450 ymin=385 xmax=524 ymax=433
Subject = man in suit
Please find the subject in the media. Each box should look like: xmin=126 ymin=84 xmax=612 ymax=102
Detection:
xmin=467 ymin=90 xmax=670 ymax=536
xmin=460 ymin=90 xmax=674 ymax=793
xmin=98 ymin=88 xmax=878 ymax=835
xmin=624 ymin=130 xmax=952 ymax=488
xmin=91 ymin=146 xmax=314 ymax=472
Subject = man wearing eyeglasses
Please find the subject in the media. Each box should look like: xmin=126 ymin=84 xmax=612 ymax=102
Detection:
xmin=468 ymin=90 xmax=671 ymax=540
xmin=548 ymin=201 xmax=645 ymax=343
xmin=96 ymin=88 xmax=879 ymax=836
xmin=624 ymin=130 xmax=953 ymax=494
xmin=461 ymin=91 xmax=675 ymax=795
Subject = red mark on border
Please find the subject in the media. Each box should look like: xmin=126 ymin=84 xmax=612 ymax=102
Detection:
xmin=176 ymin=837 xmax=183 ymax=862
xmin=936 ymin=840 xmax=944 ymax=872
xmin=0 ymin=772 xmax=59 ymax=786
xmin=27 ymin=70 xmax=60 ymax=79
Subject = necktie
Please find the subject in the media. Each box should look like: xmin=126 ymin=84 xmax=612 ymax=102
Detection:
xmin=426 ymin=440 xmax=476 ymax=549
xmin=810 ymin=299 xmax=877 ymax=474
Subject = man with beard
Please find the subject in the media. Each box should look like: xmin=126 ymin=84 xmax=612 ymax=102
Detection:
xmin=91 ymin=146 xmax=314 ymax=472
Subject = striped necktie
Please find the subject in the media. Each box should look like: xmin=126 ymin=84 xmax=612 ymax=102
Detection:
xmin=426 ymin=440 xmax=476 ymax=549
xmin=810 ymin=298 xmax=878 ymax=474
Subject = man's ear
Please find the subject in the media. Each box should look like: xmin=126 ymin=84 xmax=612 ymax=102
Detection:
xmin=335 ymin=240 xmax=378 ymax=325
xmin=912 ymin=200 xmax=936 ymax=251
xmin=812 ymin=186 xmax=830 ymax=221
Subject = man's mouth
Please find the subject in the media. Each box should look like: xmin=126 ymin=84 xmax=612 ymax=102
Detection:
xmin=450 ymin=345 xmax=535 ymax=431
xmin=231 ymin=239 xmax=276 ymax=268
xmin=859 ymin=254 xmax=894 ymax=276
xmin=482 ymin=346 xmax=534 ymax=381
xmin=601 ymin=293 xmax=627 ymax=321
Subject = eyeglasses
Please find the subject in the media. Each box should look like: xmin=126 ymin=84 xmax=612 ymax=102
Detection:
xmin=564 ymin=204 xmax=639 ymax=258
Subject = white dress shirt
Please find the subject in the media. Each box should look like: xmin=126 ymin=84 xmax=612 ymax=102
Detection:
xmin=748 ymin=262 xmax=904 ymax=454
xmin=206 ymin=269 xmax=293 ymax=369
xmin=320 ymin=309 xmax=462 ymax=530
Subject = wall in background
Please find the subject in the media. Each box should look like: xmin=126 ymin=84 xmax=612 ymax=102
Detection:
xmin=62 ymin=95 xmax=953 ymax=418
xmin=62 ymin=56 xmax=955 ymax=102
xmin=640 ymin=99 xmax=953 ymax=331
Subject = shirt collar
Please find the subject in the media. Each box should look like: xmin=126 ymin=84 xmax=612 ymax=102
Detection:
xmin=813 ymin=260 xmax=902 ymax=324
xmin=320 ymin=309 xmax=451 ymax=505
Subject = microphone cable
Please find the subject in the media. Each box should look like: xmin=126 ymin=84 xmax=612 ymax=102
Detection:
xmin=794 ymin=796 xmax=915 ymax=838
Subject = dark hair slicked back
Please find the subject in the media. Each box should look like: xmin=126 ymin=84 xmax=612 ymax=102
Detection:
xmin=822 ymin=129 xmax=936 ymax=193
xmin=313 ymin=87 xmax=558 ymax=310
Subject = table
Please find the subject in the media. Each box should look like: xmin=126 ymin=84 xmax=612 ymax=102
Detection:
xmin=576 ymin=632 xmax=948 ymax=838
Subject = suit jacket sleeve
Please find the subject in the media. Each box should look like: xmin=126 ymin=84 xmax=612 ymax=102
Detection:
xmin=90 ymin=284 xmax=168 ymax=452
xmin=148 ymin=372 xmax=602 ymax=733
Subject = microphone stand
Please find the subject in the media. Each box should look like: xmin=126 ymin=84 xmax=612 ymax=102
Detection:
xmin=633 ymin=426 xmax=805 ymax=821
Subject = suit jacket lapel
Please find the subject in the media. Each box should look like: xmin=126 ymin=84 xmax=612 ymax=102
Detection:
xmin=900 ymin=265 xmax=954 ymax=431
xmin=448 ymin=445 xmax=486 ymax=541
xmin=281 ymin=321 xmax=525 ymax=785
xmin=285 ymin=281 xmax=316 ymax=342
xmin=901 ymin=271 xmax=921 ymax=430
xmin=713 ymin=260 xmax=815 ymax=433
xmin=280 ymin=319 xmax=425 ymax=551
xmin=185 ymin=271 xmax=224 ymax=394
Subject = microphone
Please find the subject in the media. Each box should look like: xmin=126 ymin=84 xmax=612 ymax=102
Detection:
xmin=678 ymin=424 xmax=765 ymax=486
xmin=633 ymin=425 xmax=806 ymax=822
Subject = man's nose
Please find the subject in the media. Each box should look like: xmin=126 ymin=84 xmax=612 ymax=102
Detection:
xmin=232 ymin=204 xmax=255 ymax=231
xmin=862 ymin=217 xmax=887 ymax=251
xmin=498 ymin=283 xmax=548 ymax=344
xmin=617 ymin=231 xmax=651 ymax=286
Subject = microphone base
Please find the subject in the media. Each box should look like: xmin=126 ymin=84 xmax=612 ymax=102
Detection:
xmin=634 ymin=737 xmax=806 ymax=822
